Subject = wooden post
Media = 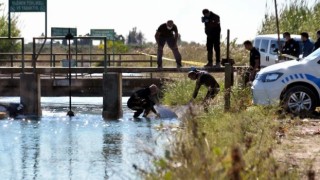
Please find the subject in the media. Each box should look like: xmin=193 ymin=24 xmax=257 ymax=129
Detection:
xmin=224 ymin=63 xmax=232 ymax=111
xmin=224 ymin=29 xmax=233 ymax=111
xmin=224 ymin=63 xmax=233 ymax=111
xmin=150 ymin=56 xmax=153 ymax=78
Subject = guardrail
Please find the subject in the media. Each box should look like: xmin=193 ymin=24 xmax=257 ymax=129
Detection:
xmin=0 ymin=53 xmax=156 ymax=67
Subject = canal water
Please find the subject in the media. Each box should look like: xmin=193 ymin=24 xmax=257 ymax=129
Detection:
xmin=0 ymin=97 xmax=178 ymax=180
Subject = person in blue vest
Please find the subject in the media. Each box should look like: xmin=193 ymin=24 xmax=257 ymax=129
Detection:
xmin=127 ymin=84 xmax=160 ymax=118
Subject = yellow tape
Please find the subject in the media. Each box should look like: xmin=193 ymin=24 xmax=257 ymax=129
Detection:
xmin=138 ymin=51 xmax=206 ymax=66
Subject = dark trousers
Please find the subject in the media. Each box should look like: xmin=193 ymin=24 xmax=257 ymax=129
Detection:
xmin=127 ymin=99 xmax=154 ymax=118
xmin=157 ymin=37 xmax=182 ymax=67
xmin=204 ymin=87 xmax=220 ymax=111
xmin=206 ymin=35 xmax=220 ymax=65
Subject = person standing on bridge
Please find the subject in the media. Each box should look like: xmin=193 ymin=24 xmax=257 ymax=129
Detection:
xmin=202 ymin=9 xmax=221 ymax=68
xmin=127 ymin=84 xmax=160 ymax=118
xmin=188 ymin=68 xmax=220 ymax=111
xmin=155 ymin=20 xmax=182 ymax=68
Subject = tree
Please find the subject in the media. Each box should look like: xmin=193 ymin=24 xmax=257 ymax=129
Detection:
xmin=126 ymin=27 xmax=145 ymax=45
xmin=0 ymin=3 xmax=21 ymax=64
xmin=258 ymin=0 xmax=317 ymax=39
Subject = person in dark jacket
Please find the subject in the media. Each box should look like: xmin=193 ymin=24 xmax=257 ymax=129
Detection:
xmin=281 ymin=32 xmax=300 ymax=58
xmin=188 ymin=69 xmax=220 ymax=110
xmin=244 ymin=40 xmax=260 ymax=82
xmin=127 ymin=84 xmax=160 ymax=118
xmin=313 ymin=30 xmax=320 ymax=51
xmin=300 ymin=32 xmax=314 ymax=58
xmin=155 ymin=20 xmax=182 ymax=68
xmin=0 ymin=103 xmax=24 ymax=118
xmin=202 ymin=9 xmax=221 ymax=68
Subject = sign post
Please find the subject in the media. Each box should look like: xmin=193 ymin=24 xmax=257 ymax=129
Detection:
xmin=90 ymin=29 xmax=115 ymax=65
xmin=8 ymin=0 xmax=47 ymax=37
xmin=51 ymin=27 xmax=77 ymax=37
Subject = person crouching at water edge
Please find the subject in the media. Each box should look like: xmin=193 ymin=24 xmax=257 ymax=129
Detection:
xmin=0 ymin=103 xmax=24 ymax=119
xmin=127 ymin=84 xmax=161 ymax=118
xmin=188 ymin=69 xmax=220 ymax=111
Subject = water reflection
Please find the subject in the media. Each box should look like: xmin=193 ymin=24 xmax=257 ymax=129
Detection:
xmin=21 ymin=120 xmax=41 ymax=180
xmin=0 ymin=97 xmax=177 ymax=180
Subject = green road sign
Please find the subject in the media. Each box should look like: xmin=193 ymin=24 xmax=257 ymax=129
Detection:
xmin=9 ymin=0 xmax=47 ymax=12
xmin=51 ymin=27 xmax=77 ymax=37
xmin=90 ymin=29 xmax=115 ymax=40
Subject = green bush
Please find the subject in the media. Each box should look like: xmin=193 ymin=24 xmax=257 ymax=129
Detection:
xmin=144 ymin=79 xmax=298 ymax=179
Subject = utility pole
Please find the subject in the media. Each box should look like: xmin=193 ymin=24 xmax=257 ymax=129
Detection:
xmin=274 ymin=0 xmax=282 ymax=53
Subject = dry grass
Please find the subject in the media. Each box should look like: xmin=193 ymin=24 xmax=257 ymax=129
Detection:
xmin=138 ymin=77 xmax=320 ymax=179
xmin=141 ymin=40 xmax=249 ymax=67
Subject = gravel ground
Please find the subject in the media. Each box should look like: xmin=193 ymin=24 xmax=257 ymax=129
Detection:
xmin=274 ymin=119 xmax=320 ymax=179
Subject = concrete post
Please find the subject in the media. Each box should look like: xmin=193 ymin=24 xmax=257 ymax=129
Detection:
xmin=20 ymin=73 xmax=42 ymax=116
xmin=102 ymin=73 xmax=123 ymax=119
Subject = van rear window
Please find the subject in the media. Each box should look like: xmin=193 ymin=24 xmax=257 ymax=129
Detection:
xmin=253 ymin=39 xmax=261 ymax=51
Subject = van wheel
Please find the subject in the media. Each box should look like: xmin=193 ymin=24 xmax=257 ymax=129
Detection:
xmin=282 ymin=86 xmax=316 ymax=114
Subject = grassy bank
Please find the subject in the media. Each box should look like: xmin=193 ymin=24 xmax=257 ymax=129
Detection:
xmin=144 ymin=78 xmax=303 ymax=179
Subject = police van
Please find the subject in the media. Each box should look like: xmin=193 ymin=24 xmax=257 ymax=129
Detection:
xmin=252 ymin=48 xmax=320 ymax=114
xmin=253 ymin=34 xmax=303 ymax=67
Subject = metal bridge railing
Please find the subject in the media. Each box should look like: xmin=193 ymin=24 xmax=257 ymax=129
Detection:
xmin=0 ymin=36 xmax=157 ymax=79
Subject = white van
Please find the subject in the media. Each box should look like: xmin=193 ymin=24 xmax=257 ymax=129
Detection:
xmin=253 ymin=34 xmax=303 ymax=67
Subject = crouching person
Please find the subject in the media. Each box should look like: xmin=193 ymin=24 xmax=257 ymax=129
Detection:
xmin=0 ymin=103 xmax=24 ymax=118
xmin=127 ymin=84 xmax=160 ymax=118
xmin=188 ymin=69 xmax=220 ymax=111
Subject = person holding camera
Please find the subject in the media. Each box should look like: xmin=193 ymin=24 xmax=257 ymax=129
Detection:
xmin=155 ymin=20 xmax=182 ymax=68
xmin=202 ymin=9 xmax=221 ymax=68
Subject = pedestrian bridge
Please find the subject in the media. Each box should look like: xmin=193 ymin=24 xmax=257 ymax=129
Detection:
xmin=0 ymin=36 xmax=237 ymax=119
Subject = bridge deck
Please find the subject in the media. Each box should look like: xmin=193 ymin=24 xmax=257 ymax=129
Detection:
xmin=0 ymin=66 xmax=244 ymax=74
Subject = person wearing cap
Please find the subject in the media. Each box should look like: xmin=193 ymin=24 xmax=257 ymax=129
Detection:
xmin=127 ymin=84 xmax=160 ymax=118
xmin=188 ymin=69 xmax=219 ymax=110
xmin=313 ymin=30 xmax=320 ymax=51
xmin=300 ymin=32 xmax=314 ymax=58
xmin=155 ymin=20 xmax=182 ymax=68
xmin=202 ymin=9 xmax=221 ymax=68
xmin=281 ymin=32 xmax=300 ymax=58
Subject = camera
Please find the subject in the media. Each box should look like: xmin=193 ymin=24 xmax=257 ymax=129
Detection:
xmin=201 ymin=16 xmax=209 ymax=23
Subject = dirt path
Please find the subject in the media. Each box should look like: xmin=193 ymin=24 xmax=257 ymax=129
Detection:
xmin=274 ymin=120 xmax=320 ymax=179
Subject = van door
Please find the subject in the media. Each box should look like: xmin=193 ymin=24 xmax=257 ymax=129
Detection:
xmin=254 ymin=38 xmax=261 ymax=51
xmin=259 ymin=39 xmax=271 ymax=67
xmin=269 ymin=40 xmax=283 ymax=64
